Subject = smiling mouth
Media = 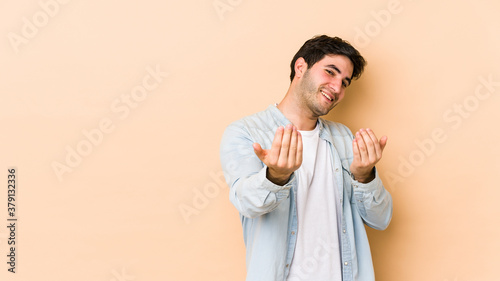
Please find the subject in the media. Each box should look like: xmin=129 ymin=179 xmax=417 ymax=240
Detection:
xmin=321 ymin=90 xmax=334 ymax=102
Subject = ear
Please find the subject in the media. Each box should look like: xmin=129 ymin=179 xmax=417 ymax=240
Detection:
xmin=294 ymin=57 xmax=308 ymax=79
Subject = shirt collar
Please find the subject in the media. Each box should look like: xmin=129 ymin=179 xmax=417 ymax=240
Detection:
xmin=268 ymin=103 xmax=328 ymax=140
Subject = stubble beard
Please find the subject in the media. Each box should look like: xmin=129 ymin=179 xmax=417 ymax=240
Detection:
xmin=298 ymin=71 xmax=335 ymax=118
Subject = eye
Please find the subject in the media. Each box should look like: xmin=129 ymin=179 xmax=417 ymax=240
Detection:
xmin=325 ymin=69 xmax=334 ymax=75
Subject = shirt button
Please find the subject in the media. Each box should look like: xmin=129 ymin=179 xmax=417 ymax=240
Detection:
xmin=335 ymin=168 xmax=339 ymax=172
xmin=343 ymin=229 xmax=346 ymax=233
xmin=344 ymin=262 xmax=348 ymax=266
xmin=286 ymin=264 xmax=289 ymax=268
xmin=291 ymin=231 xmax=295 ymax=235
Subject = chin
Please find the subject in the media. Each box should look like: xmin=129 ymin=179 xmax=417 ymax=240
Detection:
xmin=322 ymin=105 xmax=337 ymax=116
xmin=314 ymin=108 xmax=330 ymax=117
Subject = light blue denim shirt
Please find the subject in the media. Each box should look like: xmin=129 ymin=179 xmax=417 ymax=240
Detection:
xmin=220 ymin=105 xmax=393 ymax=281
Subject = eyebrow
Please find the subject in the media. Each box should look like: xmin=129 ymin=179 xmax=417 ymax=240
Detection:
xmin=325 ymin=64 xmax=352 ymax=85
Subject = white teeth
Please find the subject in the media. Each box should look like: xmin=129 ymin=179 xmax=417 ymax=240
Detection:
xmin=321 ymin=90 xmax=333 ymax=101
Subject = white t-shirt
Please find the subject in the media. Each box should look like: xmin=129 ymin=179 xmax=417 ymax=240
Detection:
xmin=287 ymin=125 xmax=342 ymax=281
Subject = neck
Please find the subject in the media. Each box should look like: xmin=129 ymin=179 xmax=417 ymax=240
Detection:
xmin=277 ymin=87 xmax=318 ymax=131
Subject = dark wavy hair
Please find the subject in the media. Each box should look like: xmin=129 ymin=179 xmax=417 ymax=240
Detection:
xmin=290 ymin=35 xmax=366 ymax=82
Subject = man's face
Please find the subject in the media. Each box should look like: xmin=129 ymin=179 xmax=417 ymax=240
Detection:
xmin=296 ymin=54 xmax=354 ymax=117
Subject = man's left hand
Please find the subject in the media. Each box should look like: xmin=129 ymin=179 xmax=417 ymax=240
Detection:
xmin=350 ymin=128 xmax=387 ymax=183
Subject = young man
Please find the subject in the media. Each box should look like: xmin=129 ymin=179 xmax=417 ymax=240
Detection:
xmin=220 ymin=35 xmax=393 ymax=281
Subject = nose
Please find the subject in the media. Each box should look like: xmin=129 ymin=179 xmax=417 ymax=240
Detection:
xmin=328 ymin=77 xmax=343 ymax=93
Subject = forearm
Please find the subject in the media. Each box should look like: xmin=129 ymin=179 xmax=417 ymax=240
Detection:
xmin=352 ymin=169 xmax=393 ymax=230
xmin=220 ymin=124 xmax=294 ymax=218
xmin=229 ymin=167 xmax=294 ymax=218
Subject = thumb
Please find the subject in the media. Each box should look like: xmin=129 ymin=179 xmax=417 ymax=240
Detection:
xmin=253 ymin=143 xmax=265 ymax=161
xmin=379 ymin=136 xmax=388 ymax=151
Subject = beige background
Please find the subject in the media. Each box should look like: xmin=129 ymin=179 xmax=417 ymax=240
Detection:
xmin=1 ymin=0 xmax=499 ymax=280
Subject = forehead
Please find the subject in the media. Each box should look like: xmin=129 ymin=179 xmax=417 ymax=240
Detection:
xmin=315 ymin=54 xmax=354 ymax=76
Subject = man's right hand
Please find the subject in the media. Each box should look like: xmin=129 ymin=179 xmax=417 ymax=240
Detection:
xmin=253 ymin=124 xmax=303 ymax=186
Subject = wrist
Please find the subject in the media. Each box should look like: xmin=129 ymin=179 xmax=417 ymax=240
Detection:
xmin=266 ymin=168 xmax=291 ymax=186
xmin=351 ymin=169 xmax=375 ymax=183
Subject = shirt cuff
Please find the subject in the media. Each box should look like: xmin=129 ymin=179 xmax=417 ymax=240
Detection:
xmin=258 ymin=167 xmax=295 ymax=192
xmin=351 ymin=168 xmax=382 ymax=192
